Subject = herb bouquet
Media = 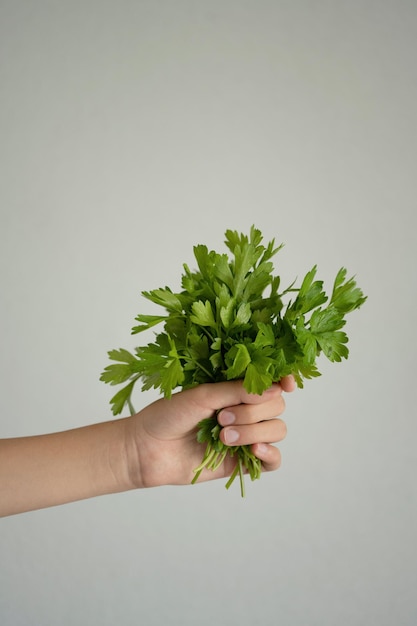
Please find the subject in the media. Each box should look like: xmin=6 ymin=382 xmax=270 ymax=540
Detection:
xmin=101 ymin=226 xmax=366 ymax=495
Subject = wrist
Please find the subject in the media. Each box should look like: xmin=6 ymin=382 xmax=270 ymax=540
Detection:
xmin=121 ymin=415 xmax=145 ymax=490
xmin=123 ymin=409 xmax=181 ymax=490
xmin=88 ymin=417 xmax=144 ymax=497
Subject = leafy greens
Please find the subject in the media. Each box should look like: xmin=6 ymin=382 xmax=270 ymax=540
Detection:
xmin=101 ymin=226 xmax=366 ymax=495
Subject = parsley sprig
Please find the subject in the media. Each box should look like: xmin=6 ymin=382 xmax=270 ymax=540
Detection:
xmin=101 ymin=226 xmax=366 ymax=495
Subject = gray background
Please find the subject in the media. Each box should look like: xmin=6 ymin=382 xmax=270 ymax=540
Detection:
xmin=1 ymin=1 xmax=416 ymax=625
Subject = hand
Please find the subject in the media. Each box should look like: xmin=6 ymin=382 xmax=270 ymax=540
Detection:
xmin=0 ymin=376 xmax=295 ymax=516
xmin=128 ymin=376 xmax=295 ymax=489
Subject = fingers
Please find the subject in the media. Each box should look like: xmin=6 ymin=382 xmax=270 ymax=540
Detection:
xmin=214 ymin=378 xmax=292 ymax=471
xmin=219 ymin=417 xmax=287 ymax=447
xmin=251 ymin=443 xmax=282 ymax=472
xmin=159 ymin=377 xmax=295 ymax=443
xmin=217 ymin=390 xmax=286 ymax=426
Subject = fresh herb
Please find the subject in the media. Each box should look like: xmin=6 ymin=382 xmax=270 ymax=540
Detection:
xmin=101 ymin=226 xmax=366 ymax=495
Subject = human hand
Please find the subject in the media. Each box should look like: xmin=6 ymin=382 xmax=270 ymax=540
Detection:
xmin=127 ymin=376 xmax=295 ymax=489
xmin=0 ymin=376 xmax=295 ymax=516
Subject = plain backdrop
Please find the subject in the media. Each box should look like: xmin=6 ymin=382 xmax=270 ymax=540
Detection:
xmin=1 ymin=1 xmax=416 ymax=625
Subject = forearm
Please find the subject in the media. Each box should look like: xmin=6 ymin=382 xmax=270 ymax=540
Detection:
xmin=0 ymin=418 xmax=134 ymax=517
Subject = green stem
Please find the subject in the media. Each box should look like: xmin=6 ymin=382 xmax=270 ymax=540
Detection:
xmin=211 ymin=449 xmax=228 ymax=471
xmin=225 ymin=463 xmax=240 ymax=491
xmin=191 ymin=467 xmax=204 ymax=485
xmin=238 ymin=457 xmax=246 ymax=498
xmin=191 ymin=446 xmax=217 ymax=484
xmin=192 ymin=433 xmax=263 ymax=496
xmin=194 ymin=360 xmax=216 ymax=381
xmin=128 ymin=398 xmax=136 ymax=416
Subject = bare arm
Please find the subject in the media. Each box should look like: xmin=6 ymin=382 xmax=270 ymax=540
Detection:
xmin=0 ymin=418 xmax=133 ymax=517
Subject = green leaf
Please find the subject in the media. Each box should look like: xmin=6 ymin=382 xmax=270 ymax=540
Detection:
xmin=297 ymin=331 xmax=317 ymax=364
xmin=254 ymin=322 xmax=275 ymax=348
xmin=160 ymin=357 xmax=185 ymax=396
xmin=192 ymin=245 xmax=217 ymax=298
xmin=232 ymin=302 xmax=251 ymax=327
xmin=331 ymin=268 xmax=367 ymax=313
xmin=109 ymin=379 xmax=137 ymax=415
xmin=211 ymin=337 xmax=222 ymax=351
xmin=232 ymin=242 xmax=262 ymax=297
xmin=225 ymin=343 xmax=251 ymax=379
xmin=213 ymin=254 xmax=234 ymax=291
xmin=100 ymin=349 xmax=142 ymax=385
xmin=100 ymin=363 xmax=136 ymax=385
xmin=107 ymin=348 xmax=137 ymax=364
xmin=292 ymin=361 xmax=322 ymax=388
xmin=315 ymin=330 xmax=349 ymax=362
xmin=259 ymin=239 xmax=284 ymax=264
xmin=188 ymin=333 xmax=210 ymax=361
xmin=209 ymin=351 xmax=223 ymax=370
xmin=196 ymin=416 xmax=221 ymax=444
xmin=224 ymin=228 xmax=249 ymax=254
xmin=309 ymin=307 xmax=346 ymax=334
xmin=287 ymin=266 xmax=328 ymax=317
xmin=131 ymin=314 xmax=167 ymax=334
xmin=181 ymin=264 xmax=201 ymax=295
xmin=243 ymin=362 xmax=273 ymax=395
xmin=242 ymin=261 xmax=274 ymax=301
xmin=309 ymin=308 xmax=349 ymax=361
xmin=190 ymin=300 xmax=217 ymax=328
xmin=220 ymin=297 xmax=236 ymax=329
xmin=142 ymin=288 xmax=183 ymax=313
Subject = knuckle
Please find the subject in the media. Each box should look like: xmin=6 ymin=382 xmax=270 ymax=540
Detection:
xmin=275 ymin=395 xmax=286 ymax=414
xmin=279 ymin=418 xmax=288 ymax=439
xmin=275 ymin=448 xmax=282 ymax=469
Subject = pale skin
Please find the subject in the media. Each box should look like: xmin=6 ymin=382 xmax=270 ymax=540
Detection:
xmin=0 ymin=376 xmax=295 ymax=517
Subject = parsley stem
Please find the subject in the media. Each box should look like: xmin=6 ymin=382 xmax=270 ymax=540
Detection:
xmin=225 ymin=462 xmax=240 ymax=491
xmin=191 ymin=446 xmax=216 ymax=483
xmin=191 ymin=468 xmax=203 ymax=485
xmin=211 ymin=449 xmax=228 ymax=471
xmin=194 ymin=361 xmax=215 ymax=381
xmin=238 ymin=457 xmax=245 ymax=498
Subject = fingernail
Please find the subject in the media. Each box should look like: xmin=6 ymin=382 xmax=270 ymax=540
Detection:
xmin=219 ymin=410 xmax=235 ymax=425
xmin=224 ymin=429 xmax=239 ymax=444
xmin=256 ymin=443 xmax=268 ymax=455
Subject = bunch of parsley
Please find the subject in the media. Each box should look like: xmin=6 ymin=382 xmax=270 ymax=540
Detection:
xmin=101 ymin=226 xmax=366 ymax=495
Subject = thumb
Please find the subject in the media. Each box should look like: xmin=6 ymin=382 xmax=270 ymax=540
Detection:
xmin=187 ymin=380 xmax=285 ymax=413
xmin=186 ymin=375 xmax=295 ymax=412
xmin=170 ymin=378 xmax=293 ymax=428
